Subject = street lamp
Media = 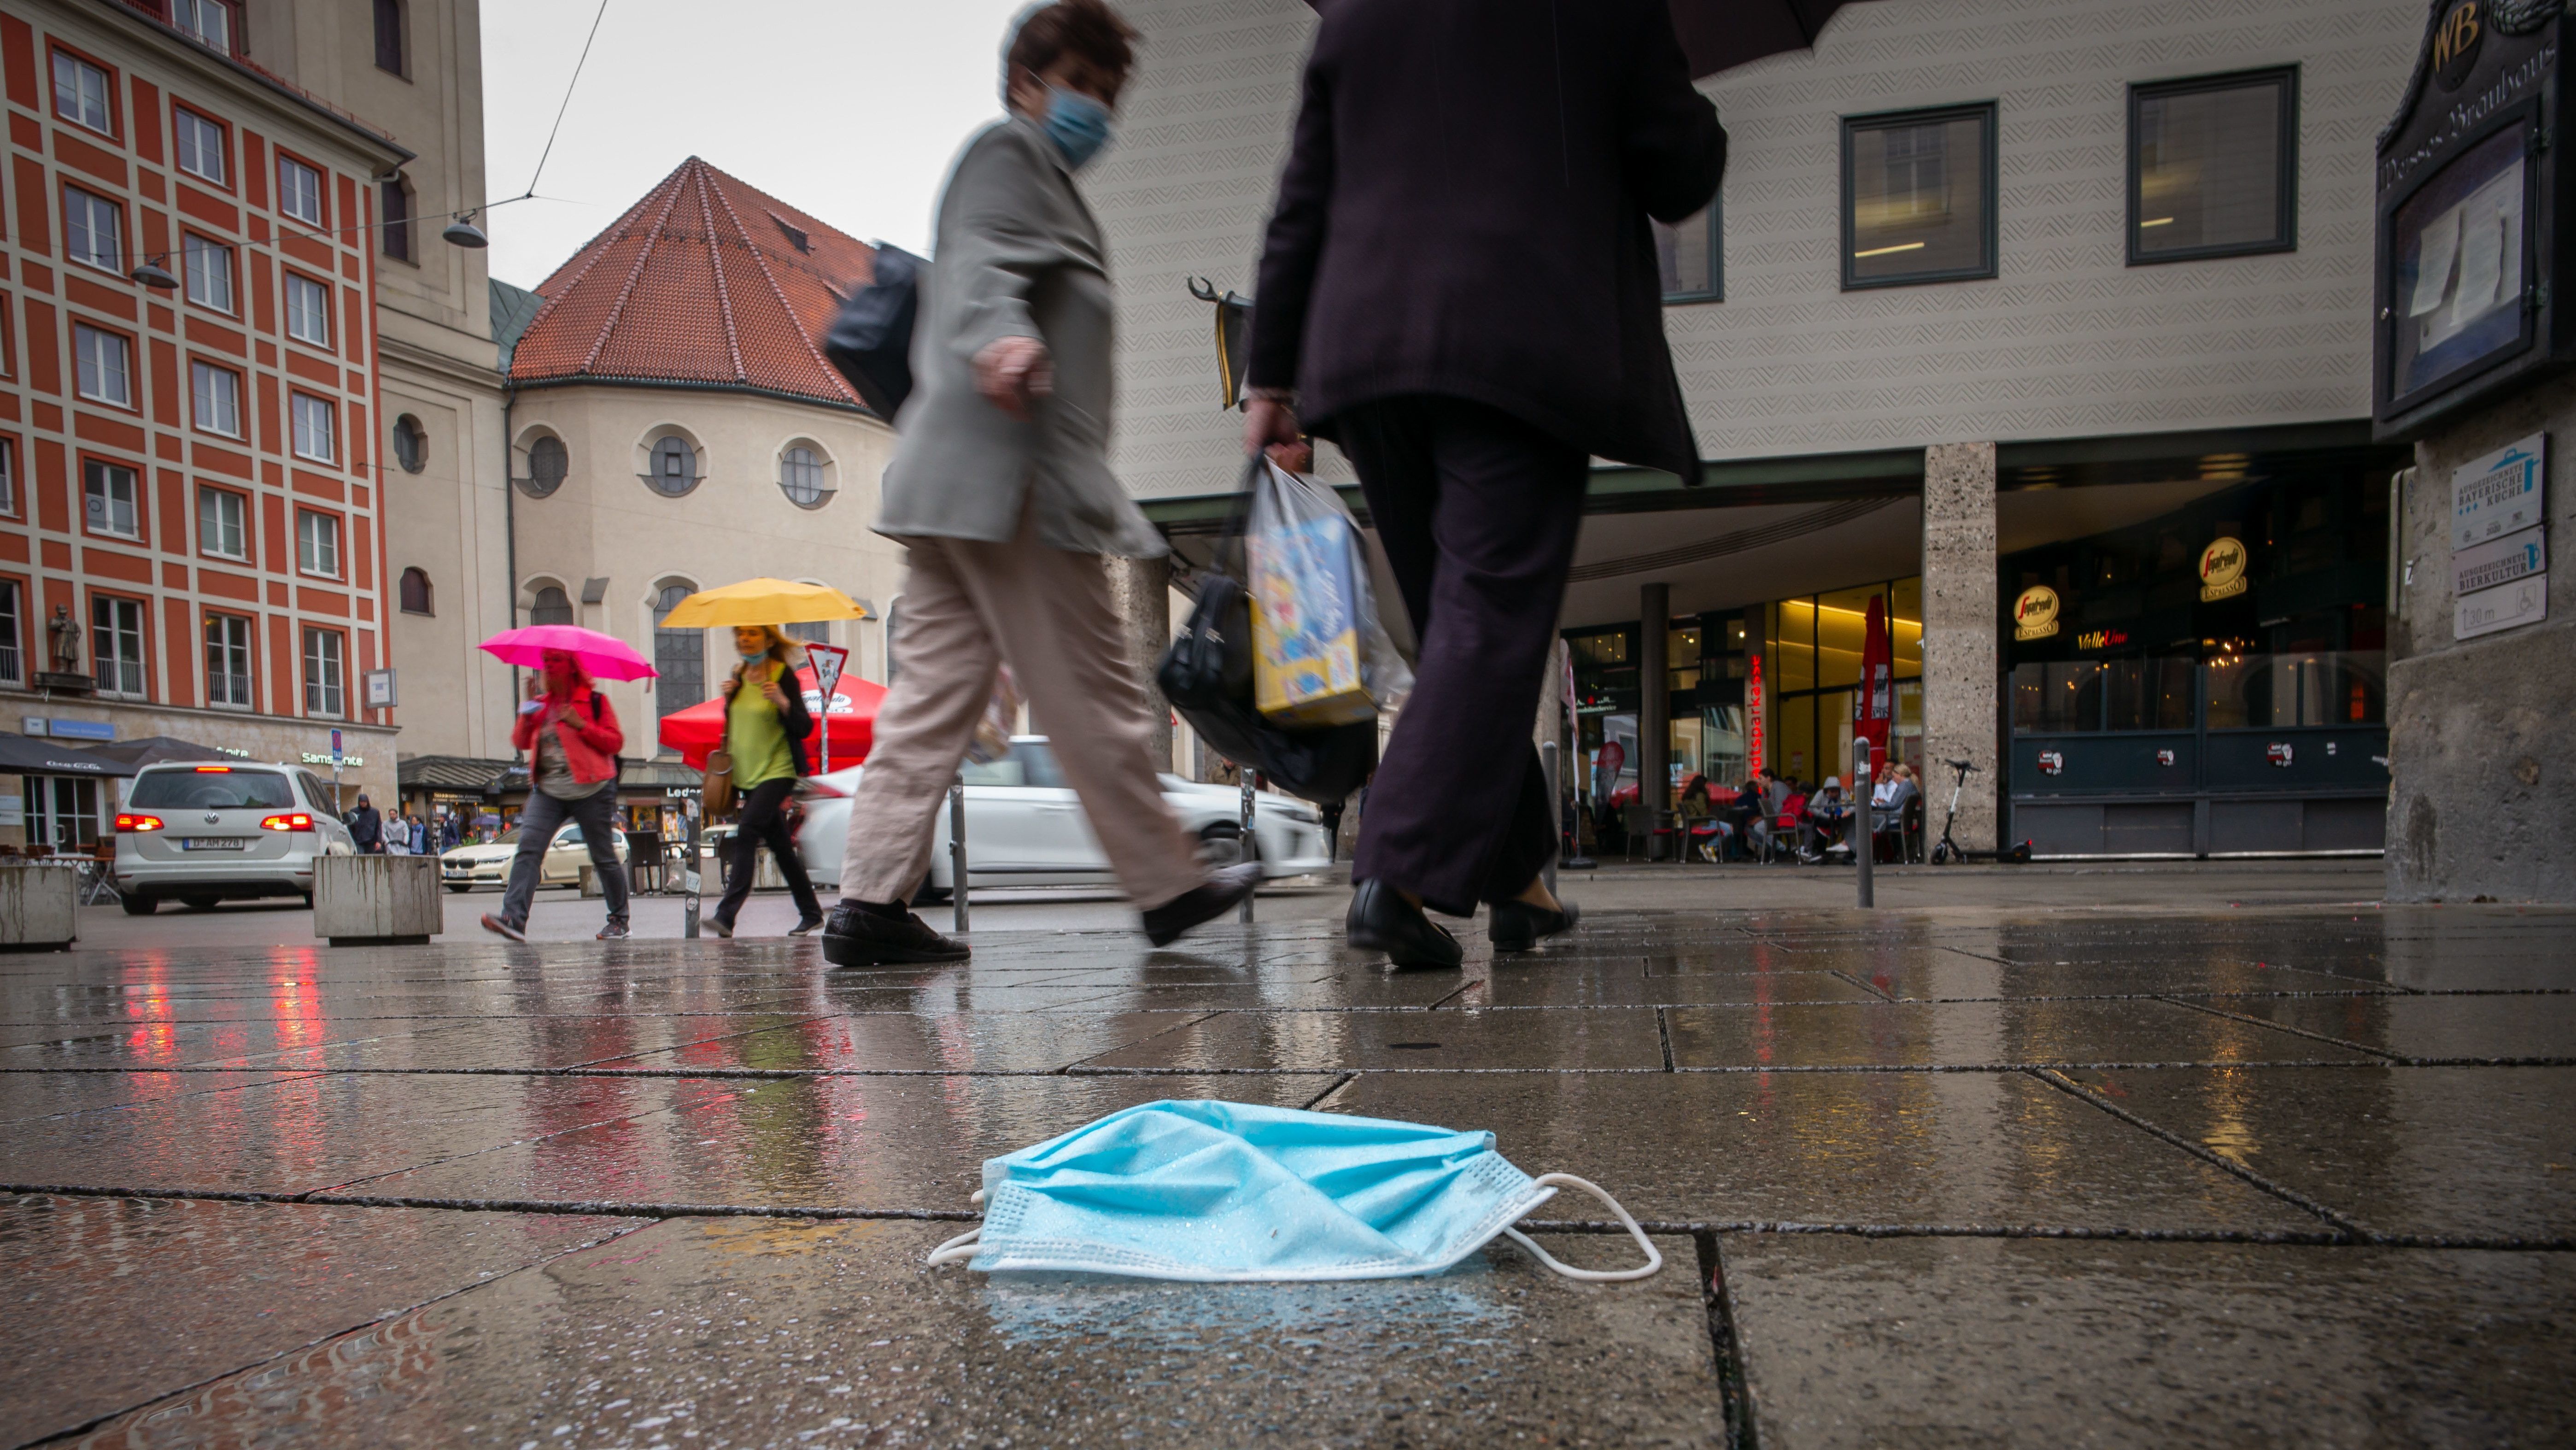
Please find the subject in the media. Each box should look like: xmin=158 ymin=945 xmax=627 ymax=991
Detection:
xmin=442 ymin=211 xmax=490 ymax=249
xmin=129 ymin=256 xmax=180 ymax=290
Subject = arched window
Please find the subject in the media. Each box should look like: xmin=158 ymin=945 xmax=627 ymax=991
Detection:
xmin=529 ymin=585 xmax=573 ymax=626
xmin=646 ymin=436 xmax=698 ymax=497
xmin=784 ymin=620 xmax=829 ymax=643
xmin=398 ymin=566 xmax=433 ymax=616
xmin=779 ymin=446 xmax=831 ymax=508
xmin=522 ymin=435 xmax=567 ymax=497
xmin=651 ymin=581 xmax=703 ymax=719
xmin=392 ymin=414 xmax=427 ymax=473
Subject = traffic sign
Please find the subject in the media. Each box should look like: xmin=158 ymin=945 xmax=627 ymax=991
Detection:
xmin=807 ymin=643 xmax=849 ymax=698
xmin=329 ymin=728 xmax=344 ymax=766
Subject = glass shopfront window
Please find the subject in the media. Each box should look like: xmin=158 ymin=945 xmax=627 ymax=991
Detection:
xmin=1757 ymin=579 xmax=1924 ymax=787
xmin=2205 ymin=651 xmax=2385 ymax=729
xmin=2013 ymin=657 xmax=2197 ymax=733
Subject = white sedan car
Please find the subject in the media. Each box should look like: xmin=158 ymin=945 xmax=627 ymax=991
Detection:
xmin=441 ymin=822 xmax=629 ymax=892
xmin=794 ymin=736 xmax=1333 ymax=899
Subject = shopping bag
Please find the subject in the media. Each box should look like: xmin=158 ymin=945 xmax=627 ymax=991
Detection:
xmin=1248 ymin=464 xmax=1374 ymax=727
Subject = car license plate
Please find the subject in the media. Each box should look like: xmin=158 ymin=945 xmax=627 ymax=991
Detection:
xmin=181 ymin=837 xmax=248 ymax=851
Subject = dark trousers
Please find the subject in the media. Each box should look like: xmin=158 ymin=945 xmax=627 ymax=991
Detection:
xmin=498 ymin=786 xmax=628 ymax=928
xmin=714 ymin=777 xmax=823 ymax=927
xmin=1336 ymin=396 xmax=1589 ymax=916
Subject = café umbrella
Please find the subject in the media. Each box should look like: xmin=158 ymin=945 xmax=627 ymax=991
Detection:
xmin=656 ymin=666 xmax=887 ymax=775
xmin=476 ymin=624 xmax=658 ymax=681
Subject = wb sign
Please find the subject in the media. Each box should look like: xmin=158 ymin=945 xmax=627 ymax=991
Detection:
xmin=2435 ymin=0 xmax=2484 ymax=90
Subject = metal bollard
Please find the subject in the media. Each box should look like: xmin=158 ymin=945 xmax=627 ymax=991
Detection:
xmin=682 ymin=793 xmax=703 ymax=939
xmin=949 ymin=778 xmax=970 ymax=934
xmin=1540 ymin=740 xmax=1560 ymax=897
xmin=1238 ymin=776 xmax=1257 ymax=924
xmin=1854 ymin=738 xmax=1875 ymax=909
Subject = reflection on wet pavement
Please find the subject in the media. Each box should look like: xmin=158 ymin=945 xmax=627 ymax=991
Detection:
xmin=0 ymin=905 xmax=2569 ymax=1445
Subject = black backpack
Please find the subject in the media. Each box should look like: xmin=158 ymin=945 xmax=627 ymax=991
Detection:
xmin=823 ymin=244 xmax=925 ymax=421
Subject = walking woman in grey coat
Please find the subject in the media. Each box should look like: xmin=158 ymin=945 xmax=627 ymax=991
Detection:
xmin=820 ymin=0 xmax=1259 ymax=968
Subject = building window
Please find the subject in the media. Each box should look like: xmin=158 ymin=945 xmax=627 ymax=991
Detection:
xmin=291 ymin=393 xmax=337 ymax=462
xmin=528 ymin=584 xmax=574 ymax=626
xmin=1842 ymin=102 xmax=1997 ymax=289
xmin=1656 ymin=198 xmax=1723 ymax=303
xmin=392 ymin=414 xmax=427 ymax=473
xmin=64 ymin=186 xmax=123 ymax=273
xmin=172 ymin=0 xmax=234 ymax=54
xmin=779 ymin=446 xmax=832 ymax=507
xmin=51 ymin=52 xmax=112 ymax=135
xmin=83 ymin=460 xmax=140 ymax=538
xmin=374 ymin=0 xmax=407 ymax=76
xmin=784 ymin=620 xmax=831 ymax=644
xmin=190 ymin=361 xmax=241 ymax=437
xmin=523 ymin=435 xmax=568 ymax=496
xmin=205 ymin=612 xmax=253 ymax=707
xmin=92 ymin=595 xmax=146 ymax=697
xmin=303 ymin=628 xmax=345 ymax=716
xmin=2129 ymin=68 xmax=2297 ymax=265
xmin=399 ymin=566 xmax=433 ymax=616
xmin=199 ymin=486 xmax=246 ymax=559
xmin=0 ymin=438 xmax=15 ymax=517
xmin=174 ymin=108 xmax=228 ymax=184
xmin=381 ymin=177 xmax=414 ymax=262
xmin=183 ymin=235 xmax=234 ymax=312
xmin=74 ymin=325 xmax=133 ymax=406
xmin=296 ymin=509 xmax=341 ymax=577
xmin=0 ymin=581 xmax=21 ymax=683
xmin=285 ymin=274 xmax=332 ymax=346
xmin=646 ymin=436 xmax=699 ymax=497
xmin=278 ymin=156 xmax=324 ymax=227
xmin=652 ymin=581 xmax=705 ymax=720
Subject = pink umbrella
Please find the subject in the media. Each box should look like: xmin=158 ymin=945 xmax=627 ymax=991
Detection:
xmin=477 ymin=624 xmax=658 ymax=681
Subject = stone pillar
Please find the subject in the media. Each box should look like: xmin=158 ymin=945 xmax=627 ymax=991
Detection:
xmin=1104 ymin=554 xmax=1175 ymax=770
xmin=1920 ymin=443 xmax=2000 ymax=855
xmin=1639 ymin=582 xmax=1671 ymax=825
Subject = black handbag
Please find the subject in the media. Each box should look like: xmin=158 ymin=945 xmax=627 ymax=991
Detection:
xmin=823 ymin=243 xmax=925 ymax=420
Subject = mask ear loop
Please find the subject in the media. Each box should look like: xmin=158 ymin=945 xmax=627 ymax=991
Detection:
xmin=926 ymin=1189 xmax=989 ymax=1267
xmin=1498 ymin=1174 xmax=1662 ymax=1282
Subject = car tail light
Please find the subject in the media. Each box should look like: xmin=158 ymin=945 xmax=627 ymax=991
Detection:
xmin=114 ymin=813 xmax=164 ymax=833
xmin=192 ymin=765 xmax=234 ymax=773
xmin=259 ymin=813 xmax=316 ymax=832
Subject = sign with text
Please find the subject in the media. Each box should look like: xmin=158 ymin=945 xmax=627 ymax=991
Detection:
xmin=2198 ymin=538 xmax=2250 ymax=601
xmin=2012 ymin=585 xmax=2061 ymax=640
xmin=2456 ymin=573 xmax=2549 ymax=638
xmin=2455 ymin=525 xmax=2547 ymax=593
xmin=363 ymin=669 xmax=398 ymax=709
xmin=2451 ymin=432 xmax=2546 ymax=547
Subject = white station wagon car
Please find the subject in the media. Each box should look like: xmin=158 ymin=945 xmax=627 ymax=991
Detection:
xmin=440 ymin=822 xmax=629 ymax=892
xmin=111 ymin=762 xmax=356 ymax=912
xmin=793 ymin=736 xmax=1333 ymax=900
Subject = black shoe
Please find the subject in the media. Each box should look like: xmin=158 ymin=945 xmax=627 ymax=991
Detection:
xmin=787 ymin=914 xmax=826 ymax=937
xmin=1346 ymin=879 xmax=1464 ymax=969
xmin=1488 ymin=897 xmax=1578 ymax=954
xmin=820 ymin=900 xmax=969 ymax=967
xmin=703 ymin=916 xmax=734 ymax=939
xmin=595 ymin=919 xmax=630 ymax=940
xmin=1140 ymin=863 xmax=1263 ymax=947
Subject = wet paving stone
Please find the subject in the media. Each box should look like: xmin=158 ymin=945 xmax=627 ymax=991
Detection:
xmin=2195 ymin=994 xmax=2576 ymax=1061
xmin=1721 ymin=1236 xmax=2576 ymax=1448
xmin=1474 ymin=968 xmax=1883 ymax=1008
xmin=0 ymin=1068 xmax=321 ymax=1127
xmin=1325 ymin=1070 xmax=2319 ymax=1233
xmin=593 ymin=1010 xmax=1220 ymax=1073
xmin=0 ymin=1194 xmax=639 ymax=1446
xmin=1079 ymin=1006 xmax=1668 ymax=1071
xmin=2059 ymin=1065 xmax=2576 ymax=1240
xmin=66 ymin=1217 xmax=1725 ymax=1449
xmin=1664 ymin=998 xmax=2377 ymax=1069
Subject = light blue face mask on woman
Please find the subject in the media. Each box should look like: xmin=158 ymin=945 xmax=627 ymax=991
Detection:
xmin=1041 ymin=85 xmax=1115 ymax=170
xmin=927 ymin=1100 xmax=1658 ymax=1283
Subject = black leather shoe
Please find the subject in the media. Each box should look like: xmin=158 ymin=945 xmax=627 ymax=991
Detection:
xmin=787 ymin=914 xmax=826 ymax=937
xmin=1142 ymin=863 xmax=1263 ymax=947
xmin=820 ymin=901 xmax=969 ymax=967
xmin=1346 ymin=879 xmax=1464 ymax=969
xmin=1488 ymin=897 xmax=1578 ymax=954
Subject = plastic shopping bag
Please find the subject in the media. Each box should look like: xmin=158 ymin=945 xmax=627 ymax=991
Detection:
xmin=1248 ymin=463 xmax=1410 ymax=725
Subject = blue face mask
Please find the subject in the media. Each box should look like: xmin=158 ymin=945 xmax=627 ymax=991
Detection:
xmin=1040 ymin=85 xmax=1115 ymax=170
xmin=926 ymin=1099 xmax=1659 ymax=1283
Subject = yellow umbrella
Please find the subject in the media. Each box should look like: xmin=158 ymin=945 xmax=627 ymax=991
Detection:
xmin=656 ymin=578 xmax=872 ymax=629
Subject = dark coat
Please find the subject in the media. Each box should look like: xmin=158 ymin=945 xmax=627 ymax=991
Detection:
xmin=1246 ymin=0 xmax=1726 ymax=481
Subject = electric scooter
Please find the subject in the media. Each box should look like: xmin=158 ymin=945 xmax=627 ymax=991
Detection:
xmin=1929 ymin=757 xmax=1978 ymax=865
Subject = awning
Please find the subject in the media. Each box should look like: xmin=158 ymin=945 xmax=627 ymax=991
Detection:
xmin=0 ymin=733 xmax=132 ymax=777
xmin=397 ymin=755 xmax=522 ymax=793
xmin=87 ymin=735 xmax=242 ymax=772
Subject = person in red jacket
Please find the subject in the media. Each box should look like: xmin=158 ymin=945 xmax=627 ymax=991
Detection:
xmin=483 ymin=648 xmax=631 ymax=941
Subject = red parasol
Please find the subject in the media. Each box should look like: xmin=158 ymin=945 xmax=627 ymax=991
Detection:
xmin=656 ymin=665 xmax=887 ymax=774
xmin=1857 ymin=596 xmax=1894 ymax=765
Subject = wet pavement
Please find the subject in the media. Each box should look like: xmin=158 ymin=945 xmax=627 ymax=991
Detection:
xmin=1 ymin=902 xmax=2570 ymax=1447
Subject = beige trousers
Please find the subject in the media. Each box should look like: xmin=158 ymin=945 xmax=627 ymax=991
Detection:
xmin=840 ymin=514 xmax=1203 ymax=912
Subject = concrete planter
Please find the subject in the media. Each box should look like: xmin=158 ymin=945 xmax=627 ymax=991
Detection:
xmin=0 ymin=864 xmax=78 ymax=951
xmin=314 ymin=854 xmax=441 ymax=945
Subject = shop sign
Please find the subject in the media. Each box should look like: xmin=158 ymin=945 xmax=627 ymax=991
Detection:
xmin=2267 ymin=742 xmax=2295 ymax=768
xmin=1746 ymin=655 xmax=1765 ymax=775
xmin=2012 ymin=585 xmax=2061 ymax=640
xmin=2454 ymin=525 xmax=2545 ymax=593
xmin=2451 ymin=433 xmax=2546 ymax=547
xmin=300 ymin=751 xmax=367 ymax=768
xmin=2198 ymin=538 xmax=2249 ymax=602
xmin=2455 ymin=573 xmax=2549 ymax=638
xmin=2074 ymin=628 xmax=2129 ymax=651
xmin=2037 ymin=750 xmax=2065 ymax=776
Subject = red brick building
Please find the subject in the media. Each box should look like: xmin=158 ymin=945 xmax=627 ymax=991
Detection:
xmin=0 ymin=0 xmax=410 ymax=842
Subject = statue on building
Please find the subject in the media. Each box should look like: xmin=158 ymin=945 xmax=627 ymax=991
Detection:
xmin=46 ymin=605 xmax=81 ymax=676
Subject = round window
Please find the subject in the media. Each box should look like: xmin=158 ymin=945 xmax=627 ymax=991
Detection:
xmin=522 ymin=435 xmax=568 ymax=497
xmin=647 ymin=436 xmax=698 ymax=497
xmin=392 ymin=415 xmax=427 ymax=474
xmin=779 ymin=446 xmax=831 ymax=508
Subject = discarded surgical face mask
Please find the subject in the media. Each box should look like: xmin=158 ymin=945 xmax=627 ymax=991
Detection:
xmin=926 ymin=1099 xmax=1658 ymax=1283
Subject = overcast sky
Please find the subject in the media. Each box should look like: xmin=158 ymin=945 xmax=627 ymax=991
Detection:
xmin=478 ymin=0 xmax=1033 ymax=291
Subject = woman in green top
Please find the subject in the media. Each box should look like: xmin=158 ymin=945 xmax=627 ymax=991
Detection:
xmin=708 ymin=624 xmax=826 ymax=938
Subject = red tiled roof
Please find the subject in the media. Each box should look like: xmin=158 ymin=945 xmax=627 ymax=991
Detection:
xmin=508 ymin=158 xmax=878 ymax=412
